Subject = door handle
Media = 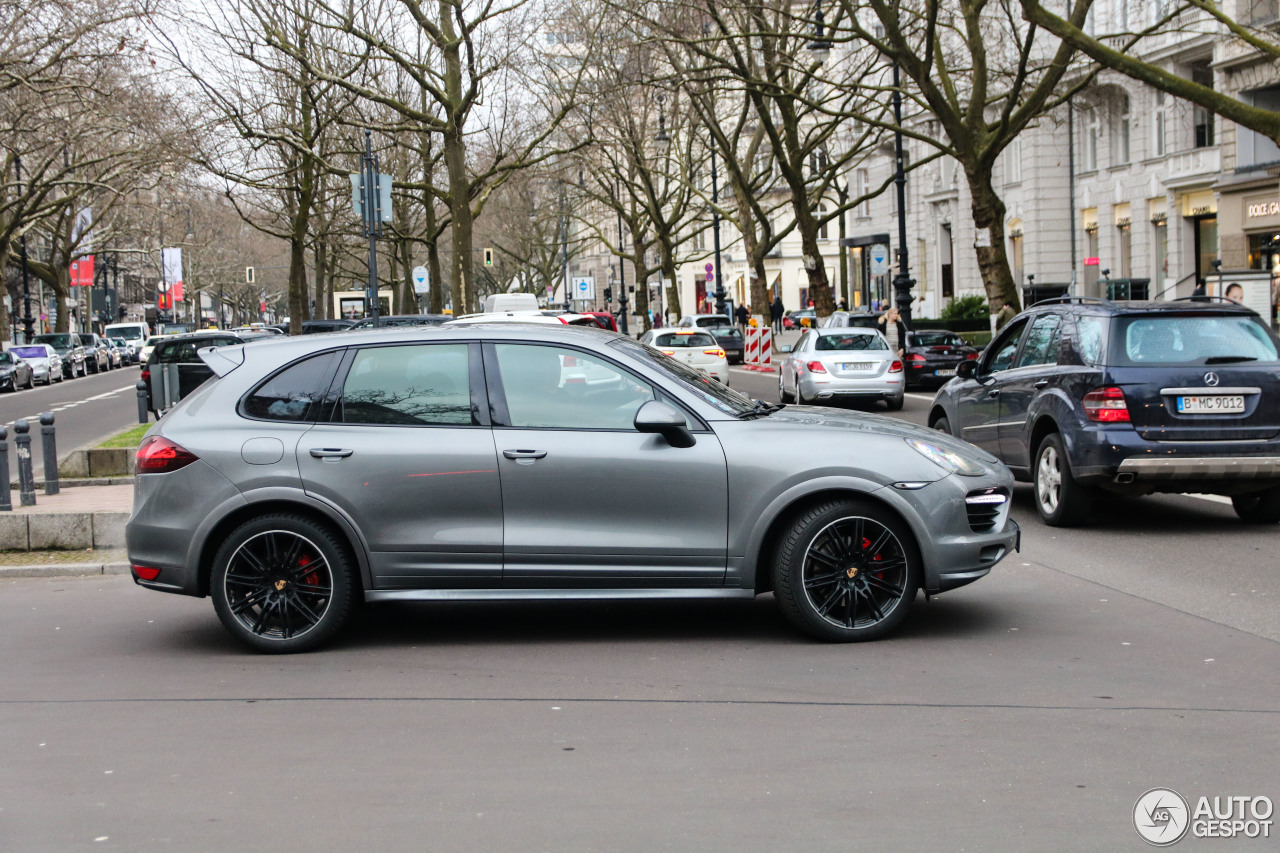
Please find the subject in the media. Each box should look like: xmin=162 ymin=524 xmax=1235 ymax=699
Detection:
xmin=1034 ymin=380 xmax=1050 ymax=389
xmin=986 ymin=389 xmax=1000 ymax=399
xmin=309 ymin=448 xmax=354 ymax=459
xmin=503 ymin=449 xmax=548 ymax=460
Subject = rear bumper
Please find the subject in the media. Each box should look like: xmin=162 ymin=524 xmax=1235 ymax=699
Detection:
xmin=800 ymin=374 xmax=904 ymax=400
xmin=1070 ymin=426 xmax=1280 ymax=492
xmin=1115 ymin=456 xmax=1280 ymax=480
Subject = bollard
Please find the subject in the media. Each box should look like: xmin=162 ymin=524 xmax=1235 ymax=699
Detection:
xmin=14 ymin=420 xmax=35 ymax=507
xmin=136 ymin=380 xmax=149 ymax=424
xmin=40 ymin=412 xmax=59 ymax=496
xmin=0 ymin=426 xmax=10 ymax=512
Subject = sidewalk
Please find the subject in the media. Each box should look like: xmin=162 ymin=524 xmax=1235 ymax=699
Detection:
xmin=0 ymin=483 xmax=133 ymax=554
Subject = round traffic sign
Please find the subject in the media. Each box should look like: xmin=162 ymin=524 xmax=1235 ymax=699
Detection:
xmin=705 ymin=263 xmax=715 ymax=272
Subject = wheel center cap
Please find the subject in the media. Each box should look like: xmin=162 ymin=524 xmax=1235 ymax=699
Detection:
xmin=845 ymin=566 xmax=858 ymax=579
xmin=274 ymin=579 xmax=288 ymax=592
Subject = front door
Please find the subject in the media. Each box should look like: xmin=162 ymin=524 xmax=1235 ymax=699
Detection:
xmin=297 ymin=342 xmax=504 ymax=589
xmin=998 ymin=313 xmax=1063 ymax=468
xmin=486 ymin=342 xmax=729 ymax=587
xmin=953 ymin=317 xmax=1029 ymax=457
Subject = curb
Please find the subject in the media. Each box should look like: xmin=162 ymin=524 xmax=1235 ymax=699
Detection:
xmin=0 ymin=562 xmax=131 ymax=579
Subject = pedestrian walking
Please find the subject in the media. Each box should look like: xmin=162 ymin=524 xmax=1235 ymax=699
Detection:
xmin=994 ymin=299 xmax=1017 ymax=330
xmin=735 ymin=303 xmax=749 ymax=334
xmin=771 ymin=296 xmax=784 ymax=334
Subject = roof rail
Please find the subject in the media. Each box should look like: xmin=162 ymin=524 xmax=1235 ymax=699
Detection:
xmin=1029 ymin=295 xmax=1114 ymax=307
xmin=1170 ymin=295 xmax=1238 ymax=304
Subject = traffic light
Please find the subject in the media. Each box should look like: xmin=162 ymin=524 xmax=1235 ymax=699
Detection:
xmin=483 ymin=248 xmax=493 ymax=266
xmin=604 ymin=287 xmax=612 ymax=303
xmin=118 ymin=306 xmax=127 ymax=319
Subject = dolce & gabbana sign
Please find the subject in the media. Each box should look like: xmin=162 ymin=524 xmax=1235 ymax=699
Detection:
xmin=1244 ymin=193 xmax=1280 ymax=223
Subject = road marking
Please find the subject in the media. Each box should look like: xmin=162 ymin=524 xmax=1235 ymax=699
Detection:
xmin=906 ymin=392 xmax=935 ymax=401
xmin=1 ymin=382 xmax=137 ymax=429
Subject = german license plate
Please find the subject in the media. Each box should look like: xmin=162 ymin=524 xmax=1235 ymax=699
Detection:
xmin=1177 ymin=395 xmax=1245 ymax=414
xmin=935 ymin=368 xmax=956 ymax=376
xmin=839 ymin=362 xmax=875 ymax=371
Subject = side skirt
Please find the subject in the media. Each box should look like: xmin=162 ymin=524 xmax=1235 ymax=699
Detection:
xmin=365 ymin=588 xmax=756 ymax=603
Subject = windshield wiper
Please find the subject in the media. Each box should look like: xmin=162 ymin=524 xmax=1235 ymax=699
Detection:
xmin=738 ymin=399 xmax=785 ymax=419
xmin=1205 ymin=355 xmax=1259 ymax=364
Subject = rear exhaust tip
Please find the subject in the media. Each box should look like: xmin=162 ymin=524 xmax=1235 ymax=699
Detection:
xmin=1114 ymin=472 xmax=1136 ymax=484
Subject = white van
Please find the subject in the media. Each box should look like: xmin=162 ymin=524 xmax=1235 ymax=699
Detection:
xmin=103 ymin=322 xmax=151 ymax=345
xmin=482 ymin=293 xmax=540 ymax=313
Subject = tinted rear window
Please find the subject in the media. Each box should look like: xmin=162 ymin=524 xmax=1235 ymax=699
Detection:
xmin=1111 ymin=314 xmax=1279 ymax=366
xmin=816 ymin=333 xmax=886 ymax=351
xmin=656 ymin=333 xmax=716 ymax=348
xmin=243 ymin=352 xmax=340 ymax=421
xmin=35 ymin=335 xmax=74 ymax=348
xmin=157 ymin=337 xmax=242 ymax=363
xmin=11 ymin=347 xmax=45 ymax=358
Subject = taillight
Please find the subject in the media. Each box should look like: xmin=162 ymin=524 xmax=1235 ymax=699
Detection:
xmin=1083 ymin=386 xmax=1130 ymax=423
xmin=136 ymin=435 xmax=198 ymax=474
xmin=907 ymin=353 xmax=926 ymax=365
xmin=562 ymin=355 xmax=579 ymax=367
xmin=660 ymin=349 xmax=675 ymax=356
xmin=132 ymin=565 xmax=162 ymax=581
xmin=703 ymin=348 xmax=726 ymax=358
xmin=965 ymin=352 xmax=979 ymax=360
xmin=888 ymin=360 xmax=904 ymax=373
xmin=140 ymin=368 xmax=150 ymax=382
xmin=805 ymin=360 xmax=827 ymax=374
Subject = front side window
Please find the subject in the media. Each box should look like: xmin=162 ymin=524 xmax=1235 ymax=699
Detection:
xmin=611 ymin=337 xmax=757 ymax=417
xmin=494 ymin=343 xmax=655 ymax=430
xmin=985 ymin=320 xmax=1028 ymax=374
xmin=243 ymin=351 xmax=340 ymax=421
xmin=1015 ymin=314 xmax=1062 ymax=368
xmin=339 ymin=344 xmax=472 ymax=425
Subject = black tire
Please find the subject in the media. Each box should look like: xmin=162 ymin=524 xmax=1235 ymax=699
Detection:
xmin=211 ymin=514 xmax=357 ymax=653
xmin=884 ymin=392 xmax=905 ymax=411
xmin=24 ymin=372 xmax=33 ymax=389
xmin=931 ymin=415 xmax=951 ymax=435
xmin=778 ymin=372 xmax=794 ymax=404
xmin=772 ymin=498 xmax=921 ymax=642
xmin=1033 ymin=432 xmax=1091 ymax=526
xmin=1232 ymin=487 xmax=1280 ymax=523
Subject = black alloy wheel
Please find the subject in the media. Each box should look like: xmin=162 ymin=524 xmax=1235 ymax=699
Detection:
xmin=931 ymin=416 xmax=952 ymax=435
xmin=773 ymin=498 xmax=920 ymax=642
xmin=211 ymin=514 xmax=355 ymax=653
xmin=1232 ymin=487 xmax=1280 ymax=523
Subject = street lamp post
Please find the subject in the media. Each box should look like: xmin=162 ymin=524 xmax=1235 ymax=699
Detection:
xmin=13 ymin=155 xmax=35 ymax=342
xmin=559 ymin=179 xmax=570 ymax=312
xmin=615 ymin=180 xmax=629 ymax=335
xmin=890 ymin=61 xmax=915 ymax=330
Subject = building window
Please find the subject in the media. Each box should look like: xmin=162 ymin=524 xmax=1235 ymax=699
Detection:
xmin=818 ymin=205 xmax=829 ymax=240
xmin=1238 ymin=85 xmax=1280 ymax=169
xmin=1248 ymin=0 xmax=1279 ymax=24
xmin=1010 ymin=233 xmax=1024 ymax=284
xmin=1115 ymin=0 xmax=1129 ymax=29
xmin=1112 ymin=96 xmax=1131 ymax=166
xmin=1082 ymin=110 xmax=1099 ymax=172
xmin=856 ymin=169 xmax=870 ymax=219
xmin=1005 ymin=138 xmax=1023 ymax=185
xmin=1153 ymin=109 xmax=1166 ymax=157
xmin=1192 ymin=64 xmax=1215 ymax=148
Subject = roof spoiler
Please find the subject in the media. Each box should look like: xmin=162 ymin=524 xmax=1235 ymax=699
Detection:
xmin=199 ymin=344 xmax=246 ymax=378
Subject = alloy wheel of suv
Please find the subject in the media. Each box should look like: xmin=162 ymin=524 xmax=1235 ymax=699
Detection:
xmin=211 ymin=514 xmax=355 ymax=653
xmin=1034 ymin=433 xmax=1090 ymax=527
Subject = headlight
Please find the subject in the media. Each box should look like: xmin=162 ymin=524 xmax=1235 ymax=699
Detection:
xmin=905 ymin=438 xmax=986 ymax=477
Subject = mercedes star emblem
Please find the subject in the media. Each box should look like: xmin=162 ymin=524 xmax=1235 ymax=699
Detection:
xmin=1204 ymin=372 xmax=1220 ymax=387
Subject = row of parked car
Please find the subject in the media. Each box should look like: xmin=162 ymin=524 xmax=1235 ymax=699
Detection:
xmin=0 ymin=332 xmax=141 ymax=391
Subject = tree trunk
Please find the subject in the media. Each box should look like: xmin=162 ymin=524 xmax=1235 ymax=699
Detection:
xmin=440 ymin=2 xmax=474 ymax=314
xmin=967 ymin=168 xmax=1022 ymax=312
xmin=837 ymin=185 xmax=849 ymax=307
xmin=426 ymin=237 xmax=444 ymax=314
xmin=314 ymin=236 xmax=329 ymax=320
xmin=0 ymin=235 xmax=11 ymax=343
xmin=400 ymin=235 xmax=416 ymax=312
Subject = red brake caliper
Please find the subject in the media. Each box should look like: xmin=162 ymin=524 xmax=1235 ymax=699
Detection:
xmin=298 ymin=555 xmax=318 ymax=587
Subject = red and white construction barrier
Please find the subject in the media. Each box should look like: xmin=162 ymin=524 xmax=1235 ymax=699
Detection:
xmin=743 ymin=327 xmax=775 ymax=371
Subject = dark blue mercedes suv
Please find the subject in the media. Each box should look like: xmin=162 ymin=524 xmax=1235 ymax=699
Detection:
xmin=929 ymin=296 xmax=1280 ymax=526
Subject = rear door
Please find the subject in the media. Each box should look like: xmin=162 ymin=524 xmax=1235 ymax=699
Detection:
xmin=1108 ymin=311 xmax=1280 ymax=442
xmin=297 ymin=342 xmax=505 ymax=589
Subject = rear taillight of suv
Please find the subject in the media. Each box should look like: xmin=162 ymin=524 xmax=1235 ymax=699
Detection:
xmin=1083 ymin=386 xmax=1130 ymax=423
xmin=136 ymin=436 xmax=198 ymax=474
xmin=906 ymin=353 xmax=926 ymax=366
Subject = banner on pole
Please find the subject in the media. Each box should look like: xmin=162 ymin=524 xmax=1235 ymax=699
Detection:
xmin=69 ymin=255 xmax=95 ymax=287
xmin=162 ymin=247 xmax=184 ymax=302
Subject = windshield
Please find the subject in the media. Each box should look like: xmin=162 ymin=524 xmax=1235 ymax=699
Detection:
xmin=695 ymin=316 xmax=732 ymax=328
xmin=0 ymin=352 xmax=14 ymax=364
xmin=1112 ymin=314 xmax=1279 ymax=366
xmin=816 ymin=332 xmax=887 ymax=351
xmin=656 ymin=333 xmax=716 ymax=348
xmin=611 ymin=337 xmax=755 ymax=416
xmin=34 ymin=334 xmax=74 ymax=348
xmin=10 ymin=347 xmax=45 ymax=359
xmin=913 ymin=332 xmax=964 ymax=347
xmin=104 ymin=325 xmax=144 ymax=340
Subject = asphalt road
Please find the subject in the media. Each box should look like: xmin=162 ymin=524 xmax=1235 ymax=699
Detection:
xmin=0 ymin=365 xmax=144 ymax=478
xmin=0 ymin=363 xmax=1276 ymax=851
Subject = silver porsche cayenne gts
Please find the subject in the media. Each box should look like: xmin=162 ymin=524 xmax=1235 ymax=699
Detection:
xmin=127 ymin=324 xmax=1019 ymax=653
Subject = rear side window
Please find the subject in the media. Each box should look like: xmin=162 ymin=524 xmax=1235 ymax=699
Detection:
xmin=338 ymin=344 xmax=471 ymax=426
xmin=1015 ymin=314 xmax=1061 ymax=368
xmin=1075 ymin=316 xmax=1105 ymax=365
xmin=1112 ymin=315 xmax=1279 ymax=365
xmin=243 ymin=352 xmax=340 ymax=421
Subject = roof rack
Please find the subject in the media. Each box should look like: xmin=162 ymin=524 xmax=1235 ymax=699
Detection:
xmin=1029 ymin=295 xmax=1114 ymax=307
xmin=1170 ymin=295 xmax=1238 ymax=304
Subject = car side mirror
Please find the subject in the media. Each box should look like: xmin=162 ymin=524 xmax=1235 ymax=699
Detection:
xmin=955 ymin=360 xmax=977 ymax=380
xmin=634 ymin=400 xmax=696 ymax=448
xmin=777 ymin=344 xmax=793 ymax=354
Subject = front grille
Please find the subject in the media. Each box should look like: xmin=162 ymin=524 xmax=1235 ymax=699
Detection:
xmin=965 ymin=488 xmax=1009 ymax=532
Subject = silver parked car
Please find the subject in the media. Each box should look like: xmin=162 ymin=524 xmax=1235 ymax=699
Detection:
xmin=779 ymin=328 xmax=906 ymax=409
xmin=127 ymin=324 xmax=1018 ymax=652
xmin=9 ymin=344 xmax=63 ymax=385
